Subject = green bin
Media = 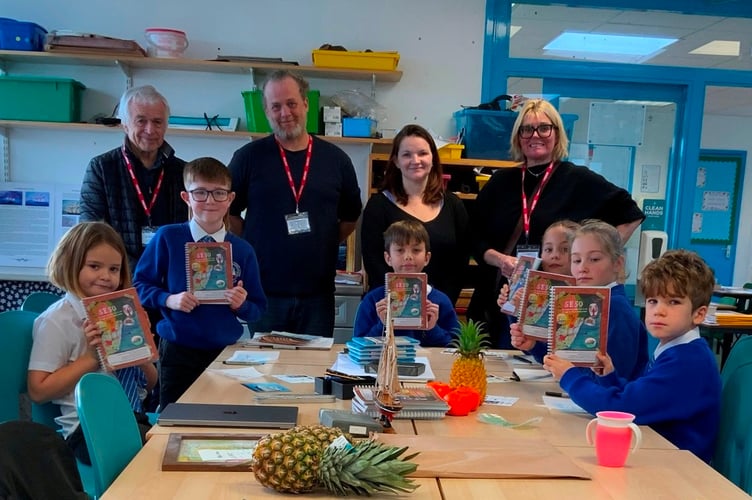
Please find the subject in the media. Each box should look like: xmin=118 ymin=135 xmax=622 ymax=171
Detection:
xmin=0 ymin=75 xmax=85 ymax=122
xmin=242 ymin=89 xmax=319 ymax=134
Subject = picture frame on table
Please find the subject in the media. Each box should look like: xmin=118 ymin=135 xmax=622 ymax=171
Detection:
xmin=161 ymin=433 xmax=264 ymax=471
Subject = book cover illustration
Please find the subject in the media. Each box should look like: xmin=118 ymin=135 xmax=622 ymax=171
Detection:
xmin=185 ymin=241 xmax=233 ymax=303
xmin=82 ymin=287 xmax=157 ymax=371
xmin=244 ymin=331 xmax=334 ymax=350
xmin=352 ymin=385 xmax=449 ymax=420
xmin=548 ymin=286 xmax=611 ymax=367
xmin=501 ymin=255 xmax=542 ymax=316
xmin=518 ymin=270 xmax=577 ymax=341
xmin=385 ymin=272 xmax=427 ymax=329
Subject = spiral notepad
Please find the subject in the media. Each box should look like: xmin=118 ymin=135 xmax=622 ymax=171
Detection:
xmin=501 ymin=255 xmax=541 ymax=316
xmin=81 ymin=287 xmax=157 ymax=371
xmin=518 ymin=270 xmax=576 ymax=341
xmin=385 ymin=272 xmax=427 ymax=329
xmin=547 ymin=286 xmax=611 ymax=367
xmin=185 ymin=241 xmax=233 ymax=303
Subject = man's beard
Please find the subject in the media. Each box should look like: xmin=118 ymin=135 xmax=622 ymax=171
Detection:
xmin=272 ymin=121 xmax=305 ymax=141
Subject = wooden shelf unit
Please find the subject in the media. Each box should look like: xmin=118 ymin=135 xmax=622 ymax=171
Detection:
xmin=0 ymin=49 xmax=403 ymax=82
xmin=0 ymin=119 xmax=394 ymax=145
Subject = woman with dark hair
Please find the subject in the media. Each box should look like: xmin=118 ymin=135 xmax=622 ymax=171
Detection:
xmin=361 ymin=124 xmax=469 ymax=305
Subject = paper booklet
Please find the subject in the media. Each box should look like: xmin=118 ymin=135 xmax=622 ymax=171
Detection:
xmin=385 ymin=272 xmax=428 ymax=329
xmin=547 ymin=286 xmax=610 ymax=367
xmin=501 ymin=255 xmax=542 ymax=316
xmin=185 ymin=241 xmax=233 ymax=303
xmin=81 ymin=288 xmax=157 ymax=371
xmin=243 ymin=331 xmax=334 ymax=350
xmin=518 ymin=270 xmax=577 ymax=341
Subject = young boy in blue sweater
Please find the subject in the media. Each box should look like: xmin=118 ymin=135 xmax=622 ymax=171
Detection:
xmin=134 ymin=157 xmax=267 ymax=408
xmin=354 ymin=220 xmax=458 ymax=347
xmin=544 ymin=249 xmax=721 ymax=463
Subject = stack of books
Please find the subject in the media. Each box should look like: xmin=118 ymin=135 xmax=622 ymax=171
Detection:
xmin=346 ymin=336 xmax=419 ymax=365
xmin=712 ymin=311 xmax=752 ymax=327
xmin=351 ymin=385 xmax=449 ymax=420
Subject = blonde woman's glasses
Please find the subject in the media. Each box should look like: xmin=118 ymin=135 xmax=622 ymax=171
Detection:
xmin=518 ymin=124 xmax=557 ymax=139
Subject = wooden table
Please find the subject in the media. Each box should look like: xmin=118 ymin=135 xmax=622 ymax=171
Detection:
xmin=104 ymin=346 xmax=748 ymax=499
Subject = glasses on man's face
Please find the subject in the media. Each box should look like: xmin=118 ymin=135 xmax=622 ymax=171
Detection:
xmin=518 ymin=123 xmax=557 ymax=139
xmin=188 ymin=189 xmax=230 ymax=202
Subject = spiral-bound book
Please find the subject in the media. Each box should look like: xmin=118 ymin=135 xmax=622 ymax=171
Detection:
xmin=518 ymin=270 xmax=576 ymax=341
xmin=501 ymin=255 xmax=542 ymax=316
xmin=385 ymin=272 xmax=427 ymax=329
xmin=82 ymin=287 xmax=157 ymax=371
xmin=351 ymin=385 xmax=449 ymax=420
xmin=186 ymin=241 xmax=233 ymax=303
xmin=548 ymin=286 xmax=610 ymax=367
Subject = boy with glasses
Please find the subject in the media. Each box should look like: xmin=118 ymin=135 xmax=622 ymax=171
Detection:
xmin=134 ymin=157 xmax=267 ymax=408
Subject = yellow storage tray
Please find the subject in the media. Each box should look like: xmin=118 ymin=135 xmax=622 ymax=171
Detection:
xmin=311 ymin=50 xmax=400 ymax=71
xmin=438 ymin=144 xmax=464 ymax=160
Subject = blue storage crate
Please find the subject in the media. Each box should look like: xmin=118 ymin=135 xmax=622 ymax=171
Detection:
xmin=342 ymin=117 xmax=376 ymax=138
xmin=0 ymin=18 xmax=47 ymax=51
xmin=454 ymin=108 xmax=578 ymax=160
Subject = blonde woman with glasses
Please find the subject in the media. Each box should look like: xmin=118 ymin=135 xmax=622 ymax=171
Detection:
xmin=468 ymin=99 xmax=644 ymax=349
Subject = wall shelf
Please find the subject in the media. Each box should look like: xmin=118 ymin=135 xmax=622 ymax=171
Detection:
xmin=0 ymin=120 xmax=394 ymax=145
xmin=0 ymin=50 xmax=403 ymax=82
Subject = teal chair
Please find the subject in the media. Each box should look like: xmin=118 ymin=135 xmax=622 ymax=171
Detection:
xmin=21 ymin=291 xmax=62 ymax=313
xmin=75 ymin=373 xmax=142 ymax=498
xmin=0 ymin=310 xmax=39 ymax=422
xmin=720 ymin=336 xmax=752 ymax=386
xmin=712 ymin=360 xmax=752 ymax=494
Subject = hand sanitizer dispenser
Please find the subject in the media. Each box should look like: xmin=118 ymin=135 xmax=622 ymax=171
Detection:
xmin=635 ymin=230 xmax=668 ymax=306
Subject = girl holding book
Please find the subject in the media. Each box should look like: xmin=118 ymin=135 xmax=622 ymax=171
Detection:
xmin=27 ymin=221 xmax=157 ymax=464
xmin=497 ymin=219 xmax=580 ymax=312
xmin=510 ymin=220 xmax=648 ymax=381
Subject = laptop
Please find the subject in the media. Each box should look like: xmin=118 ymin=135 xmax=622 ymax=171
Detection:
xmin=157 ymin=403 xmax=298 ymax=429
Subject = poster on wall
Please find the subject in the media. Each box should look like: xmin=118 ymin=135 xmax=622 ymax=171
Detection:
xmin=690 ymin=156 xmax=739 ymax=243
xmin=0 ymin=182 xmax=80 ymax=269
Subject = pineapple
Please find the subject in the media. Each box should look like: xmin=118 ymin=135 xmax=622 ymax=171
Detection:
xmin=252 ymin=424 xmax=419 ymax=496
xmin=449 ymin=319 xmax=491 ymax=401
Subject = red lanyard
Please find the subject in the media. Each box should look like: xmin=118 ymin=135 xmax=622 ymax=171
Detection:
xmin=122 ymin=147 xmax=164 ymax=219
xmin=521 ymin=161 xmax=555 ymax=240
xmin=276 ymin=136 xmax=312 ymax=213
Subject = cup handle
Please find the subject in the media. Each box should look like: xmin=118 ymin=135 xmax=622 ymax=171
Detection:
xmin=628 ymin=423 xmax=642 ymax=453
xmin=585 ymin=418 xmax=598 ymax=446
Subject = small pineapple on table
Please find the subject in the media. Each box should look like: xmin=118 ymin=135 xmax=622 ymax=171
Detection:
xmin=252 ymin=424 xmax=419 ymax=496
xmin=449 ymin=319 xmax=491 ymax=401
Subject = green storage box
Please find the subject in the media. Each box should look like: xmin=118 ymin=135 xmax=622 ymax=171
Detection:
xmin=242 ymin=89 xmax=319 ymax=134
xmin=0 ymin=75 xmax=85 ymax=122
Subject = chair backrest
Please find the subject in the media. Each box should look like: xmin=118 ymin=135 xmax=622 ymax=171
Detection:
xmin=0 ymin=310 xmax=39 ymax=423
xmin=21 ymin=291 xmax=61 ymax=313
xmin=720 ymin=336 xmax=752 ymax=386
xmin=713 ymin=360 xmax=752 ymax=494
xmin=74 ymin=372 xmax=142 ymax=497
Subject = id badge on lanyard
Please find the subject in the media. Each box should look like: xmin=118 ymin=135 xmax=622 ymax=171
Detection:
xmin=285 ymin=211 xmax=311 ymax=235
xmin=516 ymin=244 xmax=539 ymax=259
xmin=142 ymin=226 xmax=158 ymax=246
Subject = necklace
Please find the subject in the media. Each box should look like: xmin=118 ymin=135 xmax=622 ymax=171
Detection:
xmin=525 ymin=165 xmax=547 ymax=177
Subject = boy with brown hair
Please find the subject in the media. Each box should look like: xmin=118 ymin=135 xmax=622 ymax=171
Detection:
xmin=544 ymin=249 xmax=721 ymax=462
xmin=353 ymin=220 xmax=459 ymax=347
xmin=134 ymin=157 xmax=267 ymax=408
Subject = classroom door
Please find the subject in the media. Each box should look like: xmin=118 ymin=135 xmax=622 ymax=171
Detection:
xmin=675 ymin=150 xmax=745 ymax=285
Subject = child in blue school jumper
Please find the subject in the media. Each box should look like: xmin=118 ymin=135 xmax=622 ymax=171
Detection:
xmin=353 ymin=220 xmax=458 ymax=347
xmin=511 ymin=220 xmax=648 ymax=381
xmin=544 ymin=249 xmax=721 ymax=463
xmin=134 ymin=157 xmax=266 ymax=408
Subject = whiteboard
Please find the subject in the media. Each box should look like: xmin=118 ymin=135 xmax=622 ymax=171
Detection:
xmin=587 ymin=102 xmax=645 ymax=147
